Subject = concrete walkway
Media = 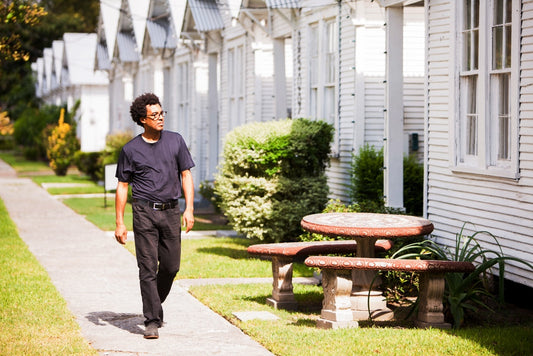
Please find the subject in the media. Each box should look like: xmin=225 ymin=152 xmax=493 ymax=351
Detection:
xmin=0 ymin=159 xmax=274 ymax=356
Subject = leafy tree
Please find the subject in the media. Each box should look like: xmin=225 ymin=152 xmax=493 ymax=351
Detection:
xmin=0 ymin=0 xmax=99 ymax=117
xmin=0 ymin=0 xmax=47 ymax=61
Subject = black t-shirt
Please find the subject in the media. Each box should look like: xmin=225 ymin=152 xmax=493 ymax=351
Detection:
xmin=116 ymin=131 xmax=195 ymax=202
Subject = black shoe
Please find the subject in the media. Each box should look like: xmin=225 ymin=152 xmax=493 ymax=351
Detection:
xmin=144 ymin=322 xmax=159 ymax=339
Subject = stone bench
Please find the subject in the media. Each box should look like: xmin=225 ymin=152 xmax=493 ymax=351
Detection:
xmin=304 ymin=256 xmax=475 ymax=329
xmin=247 ymin=240 xmax=393 ymax=310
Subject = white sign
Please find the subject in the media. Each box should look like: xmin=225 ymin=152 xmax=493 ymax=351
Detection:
xmin=104 ymin=164 xmax=118 ymax=191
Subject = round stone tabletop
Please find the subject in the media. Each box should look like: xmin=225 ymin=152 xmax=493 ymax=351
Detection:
xmin=301 ymin=212 xmax=434 ymax=239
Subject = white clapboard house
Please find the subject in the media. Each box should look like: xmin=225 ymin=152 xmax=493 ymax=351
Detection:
xmin=33 ymin=33 xmax=109 ymax=152
xmin=377 ymin=0 xmax=533 ymax=288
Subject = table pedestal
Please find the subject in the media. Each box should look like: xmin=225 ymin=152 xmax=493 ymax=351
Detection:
xmin=266 ymin=256 xmax=298 ymax=310
xmin=316 ymin=269 xmax=359 ymax=329
xmin=350 ymin=237 xmax=394 ymax=321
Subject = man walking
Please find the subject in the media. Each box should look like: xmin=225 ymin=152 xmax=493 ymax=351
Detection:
xmin=114 ymin=93 xmax=195 ymax=339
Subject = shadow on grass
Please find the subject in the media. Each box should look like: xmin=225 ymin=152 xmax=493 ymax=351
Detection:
xmin=197 ymin=246 xmax=251 ymax=259
xmin=241 ymin=294 xmax=269 ymax=305
xmin=291 ymin=319 xmax=317 ymax=327
xmin=240 ymin=290 xmax=323 ymax=314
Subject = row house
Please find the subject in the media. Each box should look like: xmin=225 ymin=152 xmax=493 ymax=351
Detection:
xmin=33 ymin=33 xmax=110 ymax=152
xmin=374 ymin=0 xmax=533 ymax=289
xmin=97 ymin=0 xmax=425 ymax=202
xmin=34 ymin=0 xmax=425 ymax=209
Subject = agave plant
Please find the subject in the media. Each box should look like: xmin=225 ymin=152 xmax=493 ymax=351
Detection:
xmin=391 ymin=223 xmax=533 ymax=328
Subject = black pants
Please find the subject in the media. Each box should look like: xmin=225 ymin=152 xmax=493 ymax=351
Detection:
xmin=132 ymin=202 xmax=181 ymax=326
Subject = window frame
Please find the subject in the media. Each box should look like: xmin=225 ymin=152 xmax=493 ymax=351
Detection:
xmin=228 ymin=43 xmax=245 ymax=129
xmin=307 ymin=18 xmax=339 ymax=153
xmin=176 ymin=60 xmax=190 ymax=139
xmin=453 ymin=0 xmax=520 ymax=179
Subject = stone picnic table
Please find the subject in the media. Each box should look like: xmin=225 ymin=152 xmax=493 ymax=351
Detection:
xmin=301 ymin=212 xmax=434 ymax=321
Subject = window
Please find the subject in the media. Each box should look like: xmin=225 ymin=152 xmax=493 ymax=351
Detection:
xmin=457 ymin=0 xmax=518 ymax=176
xmin=324 ymin=21 xmax=336 ymax=126
xmin=308 ymin=19 xmax=338 ymax=151
xmin=309 ymin=24 xmax=318 ymax=119
xmin=228 ymin=45 xmax=245 ymax=128
xmin=177 ymin=61 xmax=190 ymax=138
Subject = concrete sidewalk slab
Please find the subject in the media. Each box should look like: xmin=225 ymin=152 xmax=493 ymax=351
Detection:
xmin=0 ymin=160 xmax=273 ymax=356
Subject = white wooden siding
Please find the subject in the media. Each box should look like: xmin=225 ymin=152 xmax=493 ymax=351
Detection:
xmin=426 ymin=0 xmax=533 ymax=287
xmin=290 ymin=0 xmax=425 ymax=202
xmin=271 ymin=8 xmax=295 ymax=38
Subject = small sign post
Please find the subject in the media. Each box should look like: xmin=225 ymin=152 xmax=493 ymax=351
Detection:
xmin=104 ymin=164 xmax=118 ymax=208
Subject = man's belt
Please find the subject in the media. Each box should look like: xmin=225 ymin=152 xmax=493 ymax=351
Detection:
xmin=132 ymin=198 xmax=178 ymax=211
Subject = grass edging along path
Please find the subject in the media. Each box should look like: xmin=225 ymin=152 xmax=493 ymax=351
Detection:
xmin=0 ymin=199 xmax=97 ymax=356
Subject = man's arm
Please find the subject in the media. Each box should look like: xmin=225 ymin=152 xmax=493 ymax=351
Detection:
xmin=114 ymin=181 xmax=129 ymax=244
xmin=181 ymin=169 xmax=194 ymax=233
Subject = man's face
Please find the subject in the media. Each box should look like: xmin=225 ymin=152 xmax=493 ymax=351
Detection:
xmin=143 ymin=104 xmax=165 ymax=131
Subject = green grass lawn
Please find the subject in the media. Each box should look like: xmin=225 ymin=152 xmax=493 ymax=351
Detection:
xmin=62 ymin=197 xmax=129 ymax=231
xmin=189 ymin=283 xmax=533 ymax=356
xmin=30 ymin=174 xmax=106 ymax=194
xmin=0 ymin=199 xmax=97 ymax=355
xmin=31 ymin=174 xmax=96 ymax=185
xmin=0 ymin=151 xmax=52 ymax=174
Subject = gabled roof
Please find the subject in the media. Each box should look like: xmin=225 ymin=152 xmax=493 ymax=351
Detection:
xmin=96 ymin=42 xmax=112 ymax=70
xmin=43 ymin=48 xmax=53 ymax=93
xmin=238 ymin=0 xmax=270 ymax=33
xmin=99 ymin=0 xmax=121 ymax=60
xmin=144 ymin=0 xmax=177 ymax=52
xmin=128 ymin=0 xmax=150 ymax=51
xmin=117 ymin=31 xmax=140 ymax=62
xmin=185 ymin=0 xmax=224 ymax=33
xmin=226 ymin=0 xmax=242 ymax=19
xmin=63 ymin=33 xmax=108 ymax=85
xmin=168 ymin=0 xmax=187 ymax=39
xmin=114 ymin=0 xmax=148 ymax=62
xmin=265 ymin=0 xmax=299 ymax=8
xmin=51 ymin=40 xmax=64 ymax=89
xmin=374 ymin=0 xmax=424 ymax=7
xmin=34 ymin=58 xmax=44 ymax=97
xmin=146 ymin=18 xmax=177 ymax=49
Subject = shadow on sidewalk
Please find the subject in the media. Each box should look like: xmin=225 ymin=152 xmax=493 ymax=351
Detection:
xmin=86 ymin=311 xmax=144 ymax=335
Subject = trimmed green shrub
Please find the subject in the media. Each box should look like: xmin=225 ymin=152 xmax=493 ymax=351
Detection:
xmin=198 ymin=180 xmax=223 ymax=213
xmin=95 ymin=131 xmax=132 ymax=181
xmin=74 ymin=151 xmax=102 ymax=181
xmin=45 ymin=109 xmax=80 ymax=176
xmin=350 ymin=144 xmax=384 ymax=209
xmin=215 ymin=118 xmax=334 ymax=242
xmin=74 ymin=131 xmax=132 ymax=182
xmin=403 ymin=153 xmax=423 ymax=216
xmin=350 ymin=144 xmax=423 ymax=216
xmin=13 ymin=102 xmax=79 ymax=161
xmin=14 ymin=105 xmax=61 ymax=160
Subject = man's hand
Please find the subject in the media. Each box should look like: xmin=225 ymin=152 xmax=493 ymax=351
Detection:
xmin=115 ymin=223 xmax=128 ymax=244
xmin=181 ymin=169 xmax=194 ymax=233
xmin=115 ymin=181 xmax=129 ymax=245
xmin=182 ymin=209 xmax=194 ymax=233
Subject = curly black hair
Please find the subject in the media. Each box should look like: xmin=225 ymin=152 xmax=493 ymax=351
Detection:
xmin=129 ymin=93 xmax=161 ymax=127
